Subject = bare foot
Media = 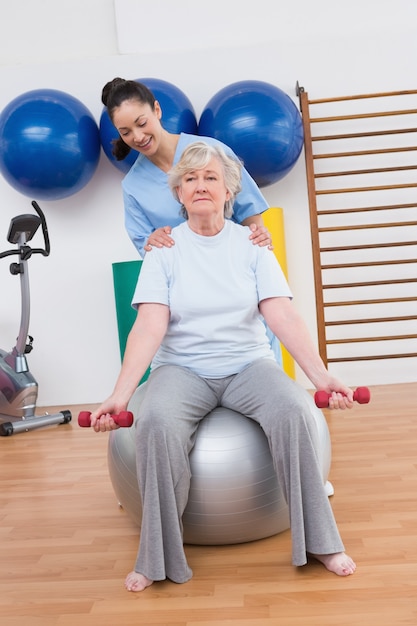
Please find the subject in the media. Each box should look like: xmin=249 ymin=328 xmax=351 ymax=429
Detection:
xmin=124 ymin=570 xmax=154 ymax=592
xmin=310 ymin=552 xmax=356 ymax=576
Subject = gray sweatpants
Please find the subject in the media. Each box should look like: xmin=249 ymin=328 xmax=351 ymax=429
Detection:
xmin=133 ymin=358 xmax=344 ymax=583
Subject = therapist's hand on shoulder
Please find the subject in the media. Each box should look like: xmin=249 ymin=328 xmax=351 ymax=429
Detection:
xmin=248 ymin=222 xmax=273 ymax=249
xmin=145 ymin=226 xmax=175 ymax=252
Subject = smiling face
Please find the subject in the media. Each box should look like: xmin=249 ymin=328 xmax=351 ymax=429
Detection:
xmin=176 ymin=156 xmax=231 ymax=232
xmin=112 ymin=98 xmax=163 ymax=157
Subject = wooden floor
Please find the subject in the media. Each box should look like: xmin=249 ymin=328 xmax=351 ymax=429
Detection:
xmin=0 ymin=383 xmax=416 ymax=626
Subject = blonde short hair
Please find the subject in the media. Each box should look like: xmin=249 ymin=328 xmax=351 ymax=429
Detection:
xmin=168 ymin=141 xmax=242 ymax=218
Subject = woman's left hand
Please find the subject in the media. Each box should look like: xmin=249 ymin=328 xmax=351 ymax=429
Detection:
xmin=317 ymin=376 xmax=355 ymax=410
xmin=324 ymin=390 xmax=354 ymax=410
xmin=248 ymin=223 xmax=273 ymax=249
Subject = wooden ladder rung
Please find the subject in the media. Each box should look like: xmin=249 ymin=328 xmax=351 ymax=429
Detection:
xmin=322 ymin=258 xmax=417 ymax=269
xmin=327 ymin=334 xmax=417 ymax=344
xmin=312 ymin=127 xmax=417 ymax=141
xmin=327 ymin=352 xmax=417 ymax=362
xmin=324 ymin=296 xmax=417 ymax=307
xmin=325 ymin=314 xmax=417 ymax=326
xmin=319 ymin=221 xmax=417 ymax=233
xmin=320 ymin=241 xmax=417 ymax=252
xmin=316 ymin=164 xmax=417 ymax=178
xmin=317 ymin=182 xmax=417 ymax=194
xmin=314 ymin=146 xmax=417 ymax=159
xmin=306 ymin=88 xmax=417 ymax=105
xmin=311 ymin=108 xmax=417 ymax=124
xmin=318 ymin=202 xmax=417 ymax=215
xmin=323 ymin=277 xmax=417 ymax=289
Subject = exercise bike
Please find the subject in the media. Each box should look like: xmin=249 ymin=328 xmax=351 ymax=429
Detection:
xmin=0 ymin=200 xmax=71 ymax=436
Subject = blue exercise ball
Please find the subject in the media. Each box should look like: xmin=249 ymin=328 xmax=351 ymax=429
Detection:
xmin=198 ymin=80 xmax=304 ymax=188
xmin=100 ymin=78 xmax=198 ymax=174
xmin=0 ymin=89 xmax=100 ymax=200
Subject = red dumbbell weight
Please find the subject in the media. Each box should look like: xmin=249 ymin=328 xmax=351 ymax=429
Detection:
xmin=314 ymin=386 xmax=371 ymax=409
xmin=78 ymin=410 xmax=133 ymax=428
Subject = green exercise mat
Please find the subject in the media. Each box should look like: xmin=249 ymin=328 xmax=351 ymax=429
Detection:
xmin=112 ymin=260 xmax=150 ymax=383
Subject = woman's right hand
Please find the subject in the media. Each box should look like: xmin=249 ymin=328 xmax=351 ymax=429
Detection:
xmin=144 ymin=226 xmax=174 ymax=251
xmin=89 ymin=398 xmax=127 ymax=432
xmin=90 ymin=413 xmax=120 ymax=432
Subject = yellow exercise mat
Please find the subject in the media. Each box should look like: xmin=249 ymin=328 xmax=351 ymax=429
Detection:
xmin=262 ymin=208 xmax=295 ymax=379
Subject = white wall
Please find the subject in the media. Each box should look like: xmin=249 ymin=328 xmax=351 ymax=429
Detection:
xmin=1 ymin=0 xmax=416 ymax=406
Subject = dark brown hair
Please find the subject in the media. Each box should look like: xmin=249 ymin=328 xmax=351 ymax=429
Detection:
xmin=101 ymin=78 xmax=157 ymax=160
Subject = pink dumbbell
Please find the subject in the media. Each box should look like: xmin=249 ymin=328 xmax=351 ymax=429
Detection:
xmin=78 ymin=410 xmax=133 ymax=428
xmin=314 ymin=386 xmax=371 ymax=409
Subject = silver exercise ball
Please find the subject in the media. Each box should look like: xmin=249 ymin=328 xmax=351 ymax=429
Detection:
xmin=107 ymin=383 xmax=332 ymax=545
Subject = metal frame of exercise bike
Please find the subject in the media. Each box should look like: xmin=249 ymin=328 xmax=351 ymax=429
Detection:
xmin=0 ymin=200 xmax=71 ymax=436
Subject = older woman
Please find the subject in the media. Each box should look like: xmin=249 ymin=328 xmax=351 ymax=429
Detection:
xmin=90 ymin=142 xmax=356 ymax=592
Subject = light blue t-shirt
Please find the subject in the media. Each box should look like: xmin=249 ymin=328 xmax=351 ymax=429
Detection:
xmin=132 ymin=220 xmax=292 ymax=378
xmin=122 ymin=133 xmax=269 ymax=258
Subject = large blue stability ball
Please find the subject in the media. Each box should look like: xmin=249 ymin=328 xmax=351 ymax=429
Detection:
xmin=107 ymin=383 xmax=332 ymax=546
xmin=100 ymin=78 xmax=198 ymax=174
xmin=198 ymin=80 xmax=304 ymax=188
xmin=0 ymin=89 xmax=100 ymax=200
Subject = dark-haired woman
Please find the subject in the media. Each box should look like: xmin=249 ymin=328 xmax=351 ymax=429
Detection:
xmin=102 ymin=78 xmax=272 ymax=258
xmin=102 ymin=78 xmax=282 ymax=364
